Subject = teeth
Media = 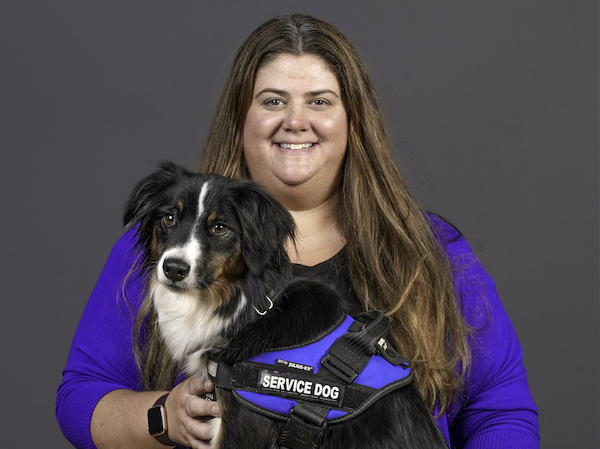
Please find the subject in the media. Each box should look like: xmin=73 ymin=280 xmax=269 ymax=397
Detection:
xmin=279 ymin=143 xmax=313 ymax=150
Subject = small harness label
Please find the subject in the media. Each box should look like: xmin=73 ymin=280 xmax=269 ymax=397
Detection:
xmin=258 ymin=369 xmax=345 ymax=406
xmin=276 ymin=359 xmax=314 ymax=373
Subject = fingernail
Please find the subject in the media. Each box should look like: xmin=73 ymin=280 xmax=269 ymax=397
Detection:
xmin=204 ymin=379 xmax=213 ymax=390
xmin=211 ymin=405 xmax=220 ymax=416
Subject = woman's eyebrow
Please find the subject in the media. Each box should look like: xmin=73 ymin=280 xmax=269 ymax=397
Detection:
xmin=255 ymin=88 xmax=287 ymax=98
xmin=254 ymin=88 xmax=340 ymax=99
xmin=306 ymin=89 xmax=339 ymax=98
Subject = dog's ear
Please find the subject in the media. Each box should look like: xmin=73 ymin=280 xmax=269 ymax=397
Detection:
xmin=233 ymin=181 xmax=295 ymax=275
xmin=123 ymin=161 xmax=184 ymax=245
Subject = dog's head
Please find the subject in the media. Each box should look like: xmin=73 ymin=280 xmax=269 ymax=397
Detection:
xmin=124 ymin=162 xmax=295 ymax=308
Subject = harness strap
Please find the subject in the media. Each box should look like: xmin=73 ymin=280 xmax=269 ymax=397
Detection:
xmin=321 ymin=311 xmax=409 ymax=383
xmin=278 ymin=403 xmax=329 ymax=449
xmin=208 ymin=359 xmax=379 ymax=411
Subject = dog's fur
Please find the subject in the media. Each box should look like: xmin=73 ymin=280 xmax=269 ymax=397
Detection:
xmin=124 ymin=162 xmax=448 ymax=449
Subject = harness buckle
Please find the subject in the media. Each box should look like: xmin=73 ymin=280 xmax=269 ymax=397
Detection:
xmin=376 ymin=337 xmax=411 ymax=368
xmin=320 ymin=353 xmax=358 ymax=383
xmin=278 ymin=406 xmax=327 ymax=449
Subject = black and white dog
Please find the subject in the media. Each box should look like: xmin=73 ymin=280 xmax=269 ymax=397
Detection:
xmin=124 ymin=162 xmax=448 ymax=449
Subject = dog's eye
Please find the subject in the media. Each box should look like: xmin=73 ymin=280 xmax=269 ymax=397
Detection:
xmin=163 ymin=214 xmax=177 ymax=226
xmin=212 ymin=223 xmax=228 ymax=235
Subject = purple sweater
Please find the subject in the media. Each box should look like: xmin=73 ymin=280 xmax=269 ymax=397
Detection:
xmin=56 ymin=219 xmax=539 ymax=448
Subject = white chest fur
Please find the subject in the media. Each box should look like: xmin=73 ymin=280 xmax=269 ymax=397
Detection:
xmin=149 ymin=278 xmax=246 ymax=376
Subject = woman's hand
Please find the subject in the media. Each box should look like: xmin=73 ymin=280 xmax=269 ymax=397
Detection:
xmin=164 ymin=376 xmax=221 ymax=448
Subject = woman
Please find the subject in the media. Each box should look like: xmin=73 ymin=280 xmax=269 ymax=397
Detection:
xmin=56 ymin=13 xmax=539 ymax=449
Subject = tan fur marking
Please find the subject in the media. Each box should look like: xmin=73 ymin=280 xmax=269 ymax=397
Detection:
xmin=150 ymin=229 xmax=160 ymax=260
xmin=205 ymin=248 xmax=244 ymax=308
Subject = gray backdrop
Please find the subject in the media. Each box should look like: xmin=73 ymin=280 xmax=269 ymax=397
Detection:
xmin=1 ymin=1 xmax=597 ymax=448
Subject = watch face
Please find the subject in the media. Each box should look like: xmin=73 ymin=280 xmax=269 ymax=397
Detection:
xmin=147 ymin=406 xmax=166 ymax=435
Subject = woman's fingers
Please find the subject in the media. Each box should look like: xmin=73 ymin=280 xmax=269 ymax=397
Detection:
xmin=184 ymin=376 xmax=220 ymax=418
xmin=163 ymin=376 xmax=221 ymax=446
xmin=182 ymin=414 xmax=219 ymax=446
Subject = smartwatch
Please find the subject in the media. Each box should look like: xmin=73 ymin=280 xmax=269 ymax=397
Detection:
xmin=147 ymin=393 xmax=177 ymax=446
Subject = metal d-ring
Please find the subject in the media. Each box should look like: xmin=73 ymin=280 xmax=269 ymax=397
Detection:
xmin=253 ymin=296 xmax=274 ymax=316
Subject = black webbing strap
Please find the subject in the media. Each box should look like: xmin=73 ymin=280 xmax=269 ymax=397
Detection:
xmin=320 ymin=310 xmax=408 ymax=383
xmin=278 ymin=403 xmax=329 ymax=449
xmin=207 ymin=359 xmax=378 ymax=411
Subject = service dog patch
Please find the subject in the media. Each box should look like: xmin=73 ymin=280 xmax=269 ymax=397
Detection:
xmin=257 ymin=369 xmax=345 ymax=406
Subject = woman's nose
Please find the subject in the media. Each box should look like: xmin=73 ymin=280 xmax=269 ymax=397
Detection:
xmin=282 ymin=104 xmax=309 ymax=132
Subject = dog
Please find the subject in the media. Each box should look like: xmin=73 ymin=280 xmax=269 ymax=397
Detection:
xmin=124 ymin=162 xmax=448 ymax=449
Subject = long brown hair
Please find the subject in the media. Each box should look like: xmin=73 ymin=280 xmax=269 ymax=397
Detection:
xmin=142 ymin=13 xmax=471 ymax=413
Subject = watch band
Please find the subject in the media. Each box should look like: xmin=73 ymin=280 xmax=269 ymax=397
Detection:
xmin=148 ymin=393 xmax=177 ymax=446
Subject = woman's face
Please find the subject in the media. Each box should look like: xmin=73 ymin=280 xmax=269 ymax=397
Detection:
xmin=243 ymin=54 xmax=348 ymax=210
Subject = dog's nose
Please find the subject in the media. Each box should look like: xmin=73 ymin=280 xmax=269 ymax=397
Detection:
xmin=163 ymin=259 xmax=190 ymax=282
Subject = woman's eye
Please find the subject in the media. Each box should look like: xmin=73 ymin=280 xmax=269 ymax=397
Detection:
xmin=265 ymin=98 xmax=284 ymax=107
xmin=311 ymin=99 xmax=329 ymax=107
xmin=213 ymin=224 xmax=228 ymax=235
xmin=163 ymin=214 xmax=177 ymax=226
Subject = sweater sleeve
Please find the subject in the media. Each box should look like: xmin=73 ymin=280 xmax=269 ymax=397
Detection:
xmin=431 ymin=218 xmax=540 ymax=448
xmin=55 ymin=230 xmax=145 ymax=449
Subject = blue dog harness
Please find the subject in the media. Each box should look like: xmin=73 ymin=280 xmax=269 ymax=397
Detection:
xmin=208 ymin=310 xmax=413 ymax=449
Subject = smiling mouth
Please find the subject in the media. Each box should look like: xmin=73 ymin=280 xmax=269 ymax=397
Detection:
xmin=278 ymin=143 xmax=314 ymax=150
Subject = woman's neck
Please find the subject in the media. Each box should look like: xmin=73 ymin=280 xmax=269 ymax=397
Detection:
xmin=285 ymin=195 xmax=346 ymax=267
